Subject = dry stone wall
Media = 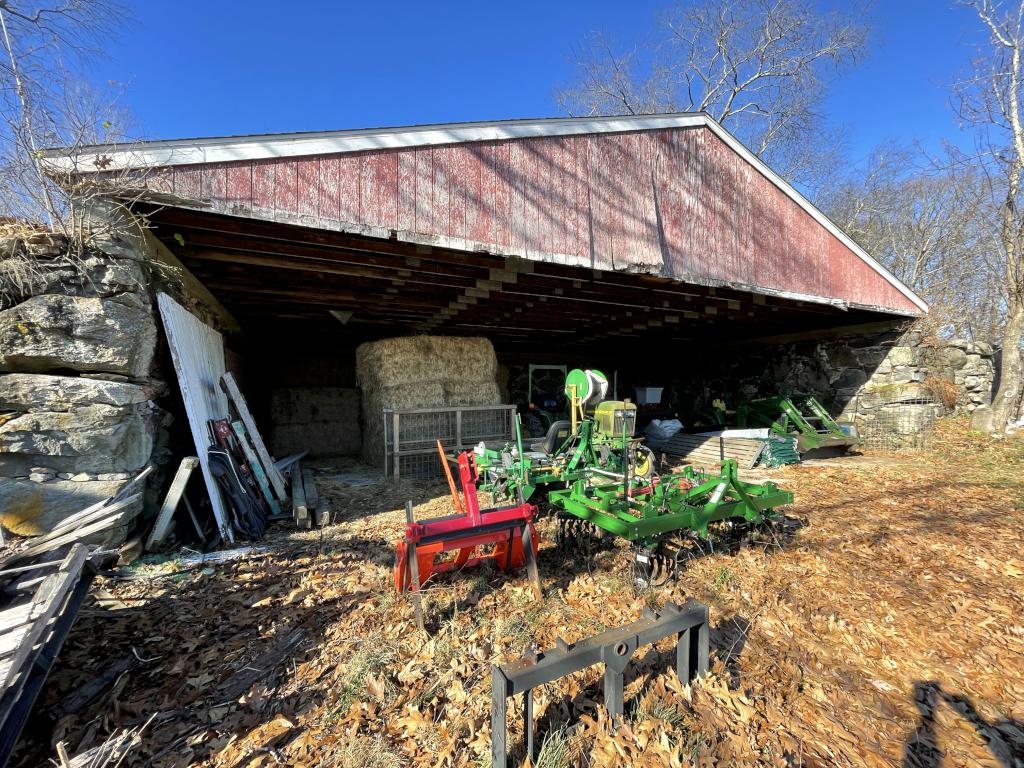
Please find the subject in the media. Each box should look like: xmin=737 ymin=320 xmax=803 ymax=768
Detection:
xmin=0 ymin=233 xmax=170 ymax=537
xmin=679 ymin=325 xmax=995 ymax=444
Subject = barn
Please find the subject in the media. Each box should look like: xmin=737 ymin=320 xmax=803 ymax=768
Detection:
xmin=2 ymin=114 xmax=1013 ymax=768
xmin=37 ymin=112 xmax=940 ymax=477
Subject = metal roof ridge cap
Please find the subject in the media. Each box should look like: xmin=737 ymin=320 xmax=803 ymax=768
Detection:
xmin=697 ymin=115 xmax=929 ymax=315
xmin=40 ymin=113 xmax=709 ymax=171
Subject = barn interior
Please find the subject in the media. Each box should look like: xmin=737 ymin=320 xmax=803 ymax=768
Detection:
xmin=144 ymin=203 xmax=909 ymax=470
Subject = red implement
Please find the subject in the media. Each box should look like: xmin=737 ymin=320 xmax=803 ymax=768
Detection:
xmin=393 ymin=452 xmax=542 ymax=628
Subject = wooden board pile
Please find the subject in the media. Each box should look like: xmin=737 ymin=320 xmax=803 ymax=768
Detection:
xmin=12 ymin=418 xmax=1024 ymax=767
xmin=143 ymin=372 xmax=331 ymax=551
xmin=0 ymin=470 xmax=150 ymax=766
xmin=356 ymin=335 xmax=501 ymax=465
xmin=658 ymin=433 xmax=769 ymax=469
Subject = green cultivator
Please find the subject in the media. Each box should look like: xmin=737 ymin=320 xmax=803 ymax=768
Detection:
xmin=551 ymin=459 xmax=793 ymax=586
xmin=473 ymin=369 xmax=795 ymax=586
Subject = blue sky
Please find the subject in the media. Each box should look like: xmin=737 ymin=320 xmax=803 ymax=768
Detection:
xmin=93 ymin=1 xmax=985 ymax=168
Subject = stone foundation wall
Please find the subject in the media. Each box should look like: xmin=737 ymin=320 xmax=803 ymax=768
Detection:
xmin=0 ymin=233 xmax=166 ymax=537
xmin=679 ymin=325 xmax=995 ymax=444
xmin=0 ymin=225 xmax=226 ymax=539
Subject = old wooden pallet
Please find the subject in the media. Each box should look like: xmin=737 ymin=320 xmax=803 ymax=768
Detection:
xmin=659 ymin=434 xmax=766 ymax=470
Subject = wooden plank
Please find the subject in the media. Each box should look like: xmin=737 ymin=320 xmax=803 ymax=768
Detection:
xmin=0 ymin=605 xmax=32 ymax=635
xmin=1 ymin=544 xmax=86 ymax=691
xmin=6 ymin=498 xmax=139 ymax=566
xmin=230 ymin=422 xmax=281 ymax=515
xmin=220 ymin=372 xmax=287 ymax=501
xmin=292 ymin=461 xmax=308 ymax=527
xmin=274 ymin=450 xmax=308 ymax=471
xmin=301 ymin=467 xmax=319 ymax=511
xmin=145 ymin=457 xmax=200 ymax=552
xmin=44 ymin=465 xmax=150 ymax=538
xmin=33 ymin=492 xmax=140 ymax=543
xmin=0 ymin=626 xmax=30 ymax=658
xmin=158 ymin=293 xmax=235 ymax=544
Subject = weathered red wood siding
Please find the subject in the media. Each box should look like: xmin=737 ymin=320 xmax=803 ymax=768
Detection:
xmin=148 ymin=125 xmax=920 ymax=315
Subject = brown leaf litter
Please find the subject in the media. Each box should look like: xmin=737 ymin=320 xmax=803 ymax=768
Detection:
xmin=10 ymin=418 xmax=1024 ymax=767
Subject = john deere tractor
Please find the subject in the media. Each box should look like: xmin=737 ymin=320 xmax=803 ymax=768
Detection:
xmin=474 ymin=369 xmax=653 ymax=504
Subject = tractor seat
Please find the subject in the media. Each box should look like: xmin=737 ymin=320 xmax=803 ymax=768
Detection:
xmin=527 ymin=420 xmax=571 ymax=455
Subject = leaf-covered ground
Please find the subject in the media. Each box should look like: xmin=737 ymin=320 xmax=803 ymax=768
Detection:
xmin=14 ymin=419 xmax=1024 ymax=767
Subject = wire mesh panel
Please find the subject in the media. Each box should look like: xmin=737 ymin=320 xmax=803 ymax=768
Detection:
xmin=860 ymin=398 xmax=944 ymax=451
xmin=384 ymin=405 xmax=517 ymax=479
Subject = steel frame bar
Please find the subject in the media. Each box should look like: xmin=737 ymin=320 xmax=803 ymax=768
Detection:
xmin=491 ymin=600 xmax=709 ymax=768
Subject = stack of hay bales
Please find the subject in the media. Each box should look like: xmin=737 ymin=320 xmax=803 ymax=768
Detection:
xmin=356 ymin=335 xmax=502 ymax=465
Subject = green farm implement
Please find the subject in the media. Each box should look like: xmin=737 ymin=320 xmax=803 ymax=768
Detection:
xmin=550 ymin=459 xmax=793 ymax=586
xmin=734 ymin=395 xmax=860 ymax=454
xmin=474 ymin=369 xmax=654 ymax=504
xmin=474 ymin=368 xmax=795 ymax=586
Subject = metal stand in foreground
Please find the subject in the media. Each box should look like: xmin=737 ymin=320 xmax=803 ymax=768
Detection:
xmin=491 ymin=599 xmax=710 ymax=768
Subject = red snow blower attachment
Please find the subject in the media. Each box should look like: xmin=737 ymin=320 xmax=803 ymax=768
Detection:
xmin=393 ymin=448 xmax=542 ymax=630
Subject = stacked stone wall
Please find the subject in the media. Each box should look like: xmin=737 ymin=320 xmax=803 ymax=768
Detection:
xmin=673 ymin=324 xmax=995 ymax=444
xmin=0 ymin=232 xmax=169 ymax=537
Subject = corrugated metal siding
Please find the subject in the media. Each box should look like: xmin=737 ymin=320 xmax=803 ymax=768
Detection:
xmin=148 ymin=125 xmax=920 ymax=315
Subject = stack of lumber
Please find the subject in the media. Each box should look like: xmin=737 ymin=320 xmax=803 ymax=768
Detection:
xmin=658 ymin=434 xmax=767 ymax=469
xmin=283 ymin=457 xmax=329 ymax=530
xmin=0 ymin=489 xmax=122 ymax=765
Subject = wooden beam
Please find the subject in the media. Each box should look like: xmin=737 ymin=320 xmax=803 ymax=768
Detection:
xmin=220 ymin=372 xmax=288 ymax=501
xmin=145 ymin=456 xmax=199 ymax=551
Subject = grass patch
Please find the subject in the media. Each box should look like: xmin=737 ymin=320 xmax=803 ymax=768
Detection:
xmin=535 ymin=725 xmax=573 ymax=768
xmin=337 ymin=733 xmax=401 ymax=768
xmin=712 ymin=566 xmax=737 ymax=590
xmin=333 ymin=643 xmax=398 ymax=715
xmin=634 ymin=695 xmax=685 ymax=730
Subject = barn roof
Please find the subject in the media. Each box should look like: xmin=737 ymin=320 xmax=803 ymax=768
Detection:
xmin=43 ymin=113 xmax=927 ymax=320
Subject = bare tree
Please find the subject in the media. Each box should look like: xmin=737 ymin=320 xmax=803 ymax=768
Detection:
xmin=825 ymin=144 xmax=1004 ymax=343
xmin=0 ymin=1 xmax=146 ymax=306
xmin=557 ymin=0 xmax=868 ymax=189
xmin=0 ymin=0 xmax=127 ymax=229
xmin=955 ymin=0 xmax=1024 ymax=431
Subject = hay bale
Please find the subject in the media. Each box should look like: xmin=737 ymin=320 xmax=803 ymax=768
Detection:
xmin=429 ymin=336 xmax=497 ymax=379
xmin=355 ymin=335 xmax=439 ymax=387
xmin=355 ymin=335 xmax=503 ymax=466
xmin=443 ymin=379 xmax=501 ymax=406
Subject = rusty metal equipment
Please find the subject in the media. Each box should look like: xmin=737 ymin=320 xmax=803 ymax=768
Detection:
xmin=491 ymin=600 xmax=710 ymax=767
xmin=393 ymin=451 xmax=542 ymax=629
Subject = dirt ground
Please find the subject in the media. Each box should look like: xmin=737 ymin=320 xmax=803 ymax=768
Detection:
xmin=12 ymin=418 xmax=1024 ymax=768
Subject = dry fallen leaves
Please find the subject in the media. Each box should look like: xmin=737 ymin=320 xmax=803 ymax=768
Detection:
xmin=12 ymin=418 xmax=1024 ymax=767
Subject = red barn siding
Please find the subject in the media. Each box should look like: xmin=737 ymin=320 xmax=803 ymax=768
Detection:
xmin=161 ymin=125 xmax=920 ymax=315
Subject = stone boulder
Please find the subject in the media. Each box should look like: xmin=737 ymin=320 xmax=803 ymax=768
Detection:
xmin=0 ymin=372 xmax=152 ymax=410
xmin=0 ymin=249 xmax=147 ymax=310
xmin=0 ymin=476 xmax=140 ymax=540
xmin=0 ymin=292 xmax=156 ymax=378
xmin=0 ymin=373 xmax=158 ymax=474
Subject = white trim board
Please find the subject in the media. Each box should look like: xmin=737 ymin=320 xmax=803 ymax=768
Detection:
xmin=157 ymin=293 xmax=234 ymax=544
xmin=44 ymin=112 xmax=927 ymax=314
